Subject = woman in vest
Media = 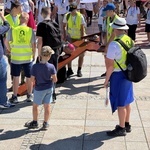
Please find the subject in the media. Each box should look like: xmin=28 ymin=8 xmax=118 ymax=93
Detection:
xmin=104 ymin=17 xmax=134 ymax=136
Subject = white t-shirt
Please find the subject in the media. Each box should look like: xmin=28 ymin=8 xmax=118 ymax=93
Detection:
xmin=85 ymin=3 xmax=93 ymax=11
xmin=107 ymin=41 xmax=122 ymax=71
xmin=36 ymin=0 xmax=51 ymax=23
xmin=80 ymin=3 xmax=85 ymax=9
xmin=126 ymin=6 xmax=140 ymax=25
xmin=145 ymin=8 xmax=150 ymax=24
xmin=98 ymin=6 xmax=104 ymax=25
xmin=20 ymin=0 xmax=31 ymax=13
xmin=5 ymin=0 xmax=11 ymax=9
xmin=55 ymin=0 xmax=68 ymax=14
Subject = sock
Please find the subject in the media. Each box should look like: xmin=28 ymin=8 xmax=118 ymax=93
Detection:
xmin=78 ymin=67 xmax=81 ymax=71
xmin=125 ymin=122 xmax=130 ymax=126
xmin=33 ymin=120 xmax=37 ymax=124
xmin=68 ymin=67 xmax=72 ymax=71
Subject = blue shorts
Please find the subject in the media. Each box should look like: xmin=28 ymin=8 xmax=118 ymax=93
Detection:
xmin=33 ymin=88 xmax=53 ymax=105
xmin=11 ymin=62 xmax=32 ymax=78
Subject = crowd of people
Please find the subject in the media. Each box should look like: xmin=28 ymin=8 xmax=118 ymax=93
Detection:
xmin=0 ymin=0 xmax=149 ymax=134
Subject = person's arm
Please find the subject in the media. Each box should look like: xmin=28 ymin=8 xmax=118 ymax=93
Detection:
xmin=37 ymin=36 xmax=43 ymax=57
xmin=63 ymin=14 xmax=67 ymax=41
xmin=76 ymin=0 xmax=80 ymax=5
xmin=104 ymin=57 xmax=114 ymax=87
xmin=104 ymin=30 xmax=116 ymax=53
xmin=31 ymin=30 xmax=36 ymax=61
xmin=0 ymin=13 xmax=10 ymax=35
xmin=5 ymin=29 xmax=12 ymax=53
xmin=28 ymin=0 xmax=35 ymax=13
xmin=143 ymin=0 xmax=149 ymax=9
xmin=51 ymin=74 xmax=57 ymax=83
xmin=31 ymin=75 xmax=35 ymax=83
xmin=81 ymin=24 xmax=84 ymax=38
xmin=137 ymin=8 xmax=141 ymax=27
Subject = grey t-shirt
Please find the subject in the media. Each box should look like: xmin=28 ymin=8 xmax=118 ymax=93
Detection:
xmin=6 ymin=26 xmax=36 ymax=43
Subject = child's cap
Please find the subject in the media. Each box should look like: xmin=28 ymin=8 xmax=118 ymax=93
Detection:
xmin=41 ymin=46 xmax=54 ymax=56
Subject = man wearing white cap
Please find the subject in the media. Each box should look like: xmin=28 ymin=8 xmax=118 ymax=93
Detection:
xmin=104 ymin=17 xmax=134 ymax=136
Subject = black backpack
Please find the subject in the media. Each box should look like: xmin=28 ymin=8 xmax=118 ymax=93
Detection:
xmin=115 ymin=39 xmax=147 ymax=83
xmin=41 ymin=20 xmax=62 ymax=49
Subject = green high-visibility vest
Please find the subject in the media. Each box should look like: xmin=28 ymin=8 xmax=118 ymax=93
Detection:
xmin=11 ymin=26 xmax=33 ymax=64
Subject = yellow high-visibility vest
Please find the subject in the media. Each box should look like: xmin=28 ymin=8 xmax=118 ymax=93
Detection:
xmin=11 ymin=26 xmax=33 ymax=64
xmin=5 ymin=14 xmax=20 ymax=28
xmin=106 ymin=14 xmax=119 ymax=42
xmin=67 ymin=12 xmax=82 ymax=39
xmin=114 ymin=34 xmax=134 ymax=70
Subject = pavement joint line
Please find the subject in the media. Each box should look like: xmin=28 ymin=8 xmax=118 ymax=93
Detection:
xmin=20 ymin=104 xmax=55 ymax=150
xmin=135 ymin=100 xmax=150 ymax=150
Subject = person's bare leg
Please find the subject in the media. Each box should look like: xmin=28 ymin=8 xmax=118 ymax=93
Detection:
xmin=78 ymin=53 xmax=85 ymax=68
xmin=33 ymin=103 xmax=38 ymax=121
xmin=26 ymin=77 xmax=32 ymax=95
xmin=44 ymin=104 xmax=51 ymax=122
xmin=125 ymin=104 xmax=131 ymax=123
xmin=68 ymin=61 xmax=72 ymax=69
xmin=13 ymin=76 xmax=19 ymax=96
xmin=118 ymin=106 xmax=126 ymax=128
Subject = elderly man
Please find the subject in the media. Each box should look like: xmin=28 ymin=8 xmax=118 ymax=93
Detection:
xmin=6 ymin=12 xmax=36 ymax=103
xmin=104 ymin=17 xmax=134 ymax=136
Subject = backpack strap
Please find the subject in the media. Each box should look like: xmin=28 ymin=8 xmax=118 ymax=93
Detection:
xmin=115 ymin=39 xmax=130 ymax=51
xmin=114 ymin=39 xmax=130 ymax=74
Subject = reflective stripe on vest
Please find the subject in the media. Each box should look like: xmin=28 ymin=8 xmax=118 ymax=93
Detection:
xmin=106 ymin=14 xmax=119 ymax=42
xmin=67 ymin=12 xmax=82 ymax=39
xmin=114 ymin=34 xmax=134 ymax=70
xmin=11 ymin=26 xmax=32 ymax=64
xmin=5 ymin=14 xmax=20 ymax=28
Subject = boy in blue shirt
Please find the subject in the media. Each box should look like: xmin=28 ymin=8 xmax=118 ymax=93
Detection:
xmin=25 ymin=46 xmax=57 ymax=130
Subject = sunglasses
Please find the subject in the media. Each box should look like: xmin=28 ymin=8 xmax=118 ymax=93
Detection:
xmin=69 ymin=5 xmax=77 ymax=8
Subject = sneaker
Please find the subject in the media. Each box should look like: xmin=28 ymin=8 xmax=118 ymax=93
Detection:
xmin=67 ymin=69 xmax=74 ymax=77
xmin=9 ymin=95 xmax=19 ymax=104
xmin=26 ymin=94 xmax=33 ymax=102
xmin=115 ymin=124 xmax=131 ymax=133
xmin=24 ymin=121 xmax=38 ymax=129
xmin=7 ymin=86 xmax=13 ymax=92
xmin=107 ymin=126 xmax=126 ymax=136
xmin=0 ymin=102 xmax=15 ymax=109
xmin=77 ymin=70 xmax=82 ymax=77
xmin=41 ymin=122 xmax=49 ymax=130
xmin=100 ymin=72 xmax=106 ymax=77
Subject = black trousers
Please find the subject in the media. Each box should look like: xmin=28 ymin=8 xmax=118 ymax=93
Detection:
xmin=127 ymin=24 xmax=137 ymax=41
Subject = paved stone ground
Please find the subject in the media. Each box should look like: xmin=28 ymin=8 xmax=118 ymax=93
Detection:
xmin=0 ymin=18 xmax=150 ymax=150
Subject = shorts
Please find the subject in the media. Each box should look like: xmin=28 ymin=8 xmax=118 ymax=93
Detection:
xmin=33 ymin=88 xmax=53 ymax=105
xmin=86 ymin=10 xmax=93 ymax=18
xmin=11 ymin=62 xmax=32 ymax=78
xmin=145 ymin=23 xmax=150 ymax=32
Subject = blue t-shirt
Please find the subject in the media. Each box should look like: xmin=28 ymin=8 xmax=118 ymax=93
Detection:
xmin=31 ymin=62 xmax=56 ymax=91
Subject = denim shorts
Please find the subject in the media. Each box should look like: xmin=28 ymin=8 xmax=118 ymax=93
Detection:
xmin=33 ymin=88 xmax=53 ymax=105
xmin=11 ymin=62 xmax=32 ymax=78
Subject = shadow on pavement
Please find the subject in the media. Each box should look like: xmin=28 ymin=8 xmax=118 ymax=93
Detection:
xmin=0 ymin=128 xmax=40 ymax=141
xmin=0 ymin=101 xmax=32 ymax=114
xmin=30 ymin=131 xmax=115 ymax=150
xmin=57 ymin=77 xmax=105 ymax=96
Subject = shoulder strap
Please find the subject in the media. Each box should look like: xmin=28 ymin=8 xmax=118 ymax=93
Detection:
xmin=66 ymin=13 xmax=70 ymax=21
xmin=115 ymin=39 xmax=130 ymax=51
xmin=114 ymin=39 xmax=130 ymax=73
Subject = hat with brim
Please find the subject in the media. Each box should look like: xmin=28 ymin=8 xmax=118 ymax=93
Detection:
xmin=110 ymin=17 xmax=129 ymax=30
